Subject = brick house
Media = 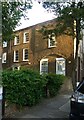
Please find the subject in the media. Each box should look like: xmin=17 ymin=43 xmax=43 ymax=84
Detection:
xmin=2 ymin=19 xmax=74 ymax=77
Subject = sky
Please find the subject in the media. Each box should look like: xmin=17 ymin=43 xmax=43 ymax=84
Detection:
xmin=15 ymin=1 xmax=56 ymax=31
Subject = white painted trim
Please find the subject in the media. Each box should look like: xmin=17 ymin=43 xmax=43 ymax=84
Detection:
xmin=13 ymin=66 xmax=20 ymax=71
xmin=14 ymin=51 xmax=16 ymax=62
xmin=14 ymin=36 xmax=17 ymax=45
xmin=2 ymin=52 xmax=7 ymax=63
xmin=3 ymin=41 xmax=7 ymax=48
xmin=56 ymin=58 xmax=65 ymax=61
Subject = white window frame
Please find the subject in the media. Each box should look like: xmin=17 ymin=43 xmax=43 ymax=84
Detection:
xmin=23 ymin=32 xmax=29 ymax=43
xmin=13 ymin=66 xmax=20 ymax=71
xmin=2 ymin=52 xmax=7 ymax=63
xmin=3 ymin=41 xmax=7 ymax=48
xmin=14 ymin=50 xmax=19 ymax=62
xmin=23 ymin=49 xmax=28 ymax=61
xmin=48 ymin=33 xmax=56 ymax=48
xmin=14 ymin=35 xmax=19 ymax=45
xmin=40 ymin=59 xmax=48 ymax=74
xmin=56 ymin=58 xmax=65 ymax=75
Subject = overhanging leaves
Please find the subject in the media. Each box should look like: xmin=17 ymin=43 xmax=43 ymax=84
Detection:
xmin=2 ymin=1 xmax=32 ymax=41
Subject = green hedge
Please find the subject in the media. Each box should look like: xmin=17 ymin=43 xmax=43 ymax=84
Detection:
xmin=2 ymin=68 xmax=47 ymax=106
xmin=2 ymin=68 xmax=66 ymax=107
xmin=45 ymin=74 xmax=66 ymax=97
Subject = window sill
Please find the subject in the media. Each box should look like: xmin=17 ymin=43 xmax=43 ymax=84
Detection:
xmin=23 ymin=59 xmax=29 ymax=61
xmin=3 ymin=46 xmax=7 ymax=48
xmin=48 ymin=46 xmax=56 ymax=48
xmin=23 ymin=41 xmax=29 ymax=44
xmin=13 ymin=61 xmax=19 ymax=63
xmin=14 ymin=44 xmax=20 ymax=46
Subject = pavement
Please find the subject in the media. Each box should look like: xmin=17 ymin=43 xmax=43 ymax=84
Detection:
xmin=7 ymin=91 xmax=73 ymax=119
xmin=2 ymin=79 xmax=73 ymax=119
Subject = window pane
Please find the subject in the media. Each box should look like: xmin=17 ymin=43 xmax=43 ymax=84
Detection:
xmin=56 ymin=58 xmax=65 ymax=75
xmin=48 ymin=33 xmax=56 ymax=47
xmin=15 ymin=51 xmax=19 ymax=61
xmin=25 ymin=33 xmax=29 ymax=42
xmin=24 ymin=49 xmax=28 ymax=60
xmin=41 ymin=61 xmax=48 ymax=74
xmin=16 ymin=36 xmax=19 ymax=44
xmin=24 ymin=33 xmax=29 ymax=43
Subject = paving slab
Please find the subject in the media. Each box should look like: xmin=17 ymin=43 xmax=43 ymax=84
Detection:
xmin=8 ymin=92 xmax=72 ymax=119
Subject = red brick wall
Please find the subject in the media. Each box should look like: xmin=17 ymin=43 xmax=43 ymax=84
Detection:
xmin=2 ymin=20 xmax=74 ymax=77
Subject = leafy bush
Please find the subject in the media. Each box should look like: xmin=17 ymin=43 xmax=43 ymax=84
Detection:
xmin=2 ymin=68 xmax=66 ymax=107
xmin=45 ymin=74 xmax=66 ymax=97
xmin=2 ymin=68 xmax=47 ymax=107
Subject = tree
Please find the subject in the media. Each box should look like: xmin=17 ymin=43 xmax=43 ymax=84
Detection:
xmin=2 ymin=1 xmax=32 ymax=41
xmin=2 ymin=1 xmax=32 ymax=116
xmin=42 ymin=1 xmax=84 ymax=89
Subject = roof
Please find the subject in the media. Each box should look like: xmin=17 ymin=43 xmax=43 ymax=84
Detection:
xmin=14 ymin=18 xmax=56 ymax=32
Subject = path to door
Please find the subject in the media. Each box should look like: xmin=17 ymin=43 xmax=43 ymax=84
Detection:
xmin=9 ymin=81 xmax=73 ymax=118
xmin=9 ymin=92 xmax=73 ymax=119
xmin=5 ymin=78 xmax=73 ymax=119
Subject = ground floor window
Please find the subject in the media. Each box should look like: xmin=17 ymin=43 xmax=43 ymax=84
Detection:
xmin=56 ymin=58 xmax=65 ymax=75
xmin=40 ymin=58 xmax=65 ymax=75
xmin=23 ymin=49 xmax=28 ymax=61
xmin=40 ymin=59 xmax=48 ymax=74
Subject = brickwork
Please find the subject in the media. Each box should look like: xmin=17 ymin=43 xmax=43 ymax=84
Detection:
xmin=2 ymin=19 xmax=74 ymax=77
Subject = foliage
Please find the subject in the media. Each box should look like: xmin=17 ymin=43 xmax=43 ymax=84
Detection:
xmin=45 ymin=73 xmax=66 ymax=97
xmin=2 ymin=68 xmax=47 ymax=107
xmin=2 ymin=1 xmax=32 ymax=41
xmin=42 ymin=1 xmax=84 ymax=37
xmin=2 ymin=68 xmax=66 ymax=106
xmin=42 ymin=1 xmax=84 ymax=89
xmin=0 ymin=70 xmax=2 ymax=86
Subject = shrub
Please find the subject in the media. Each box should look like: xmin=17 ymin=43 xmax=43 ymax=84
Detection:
xmin=2 ymin=68 xmax=66 ymax=107
xmin=2 ymin=68 xmax=47 ymax=107
xmin=45 ymin=74 xmax=66 ymax=97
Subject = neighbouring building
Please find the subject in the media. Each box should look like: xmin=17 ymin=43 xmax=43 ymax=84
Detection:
xmin=0 ymin=34 xmax=2 ymax=71
xmin=2 ymin=19 xmax=74 ymax=78
xmin=76 ymin=29 xmax=84 ymax=82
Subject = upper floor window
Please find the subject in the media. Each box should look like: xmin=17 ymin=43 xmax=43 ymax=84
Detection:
xmin=3 ymin=41 xmax=7 ymax=48
xmin=23 ymin=32 xmax=29 ymax=43
xmin=23 ymin=49 xmax=28 ymax=61
xmin=14 ymin=35 xmax=19 ymax=45
xmin=14 ymin=50 xmax=19 ymax=62
xmin=48 ymin=33 xmax=56 ymax=48
xmin=2 ymin=52 xmax=7 ymax=63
